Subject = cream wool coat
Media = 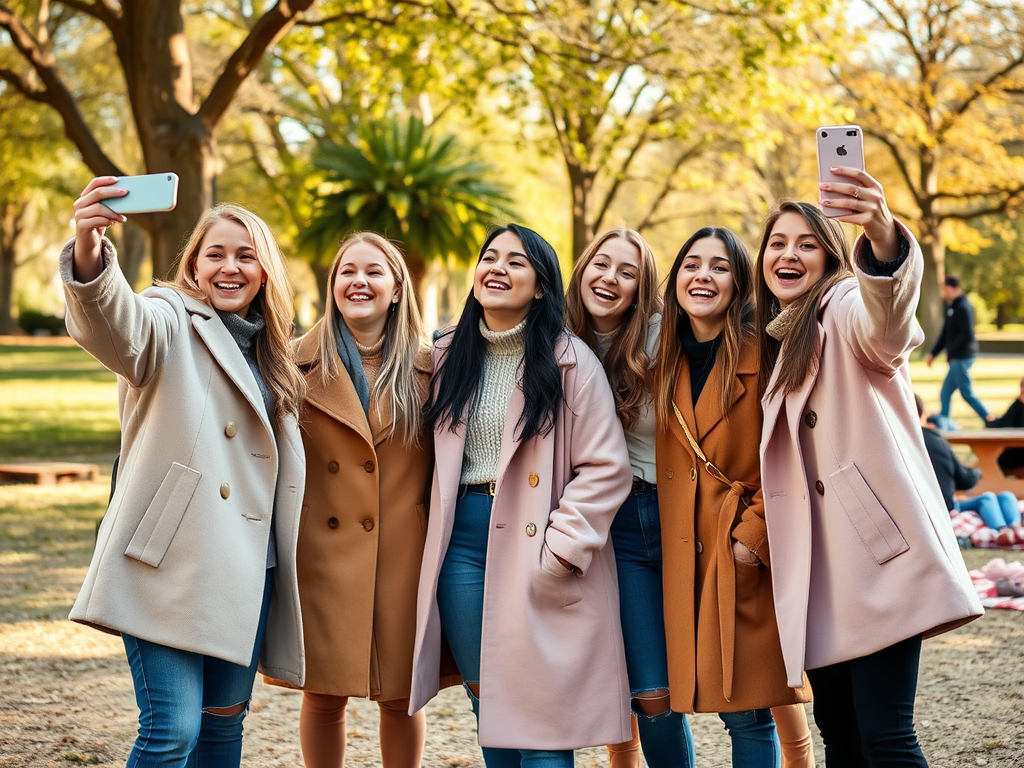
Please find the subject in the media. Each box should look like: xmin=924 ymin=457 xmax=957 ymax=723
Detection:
xmin=760 ymin=224 xmax=983 ymax=688
xmin=409 ymin=332 xmax=633 ymax=750
xmin=60 ymin=239 xmax=306 ymax=684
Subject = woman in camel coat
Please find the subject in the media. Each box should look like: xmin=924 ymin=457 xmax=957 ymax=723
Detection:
xmin=654 ymin=226 xmax=810 ymax=767
xmin=268 ymin=233 xmax=443 ymax=768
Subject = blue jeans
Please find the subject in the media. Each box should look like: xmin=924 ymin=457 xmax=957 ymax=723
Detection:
xmin=806 ymin=635 xmax=927 ymax=767
xmin=610 ymin=484 xmax=695 ymax=768
xmin=956 ymin=491 xmax=1021 ymax=529
xmin=437 ymin=490 xmax=573 ymax=768
xmin=719 ymin=709 xmax=781 ymax=767
xmin=122 ymin=569 xmax=273 ymax=767
xmin=940 ymin=358 xmax=989 ymax=420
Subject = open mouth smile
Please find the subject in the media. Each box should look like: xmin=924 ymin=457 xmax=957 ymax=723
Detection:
xmin=346 ymin=291 xmax=374 ymax=302
xmin=591 ymin=286 xmax=618 ymax=302
xmin=484 ymin=280 xmax=510 ymax=291
xmin=214 ymin=282 xmax=243 ymax=292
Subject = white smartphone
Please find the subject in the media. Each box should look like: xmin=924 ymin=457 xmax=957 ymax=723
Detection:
xmin=104 ymin=173 xmax=179 ymax=215
xmin=816 ymin=125 xmax=865 ymax=218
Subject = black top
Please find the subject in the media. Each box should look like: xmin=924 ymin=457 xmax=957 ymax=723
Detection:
xmin=921 ymin=426 xmax=980 ymax=510
xmin=929 ymin=293 xmax=979 ymax=360
xmin=680 ymin=315 xmax=722 ymax=406
xmin=989 ymin=398 xmax=1024 ymax=429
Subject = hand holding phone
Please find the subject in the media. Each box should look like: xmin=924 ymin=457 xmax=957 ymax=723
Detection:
xmin=816 ymin=125 xmax=865 ymax=218
xmin=103 ymin=173 xmax=179 ymax=215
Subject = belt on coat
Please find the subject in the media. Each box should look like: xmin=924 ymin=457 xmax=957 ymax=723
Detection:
xmin=716 ymin=479 xmax=759 ymax=703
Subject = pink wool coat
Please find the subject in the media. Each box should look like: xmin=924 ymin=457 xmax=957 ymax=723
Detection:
xmin=409 ymin=332 xmax=633 ymax=750
xmin=760 ymin=223 xmax=984 ymax=688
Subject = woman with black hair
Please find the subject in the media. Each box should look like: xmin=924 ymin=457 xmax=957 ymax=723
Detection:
xmin=409 ymin=225 xmax=634 ymax=767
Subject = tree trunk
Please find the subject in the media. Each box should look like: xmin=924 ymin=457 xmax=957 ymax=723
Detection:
xmin=110 ymin=218 xmax=149 ymax=289
xmin=309 ymin=259 xmax=331 ymax=320
xmin=917 ymin=214 xmax=945 ymax=347
xmin=567 ymin=164 xmax=595 ymax=261
xmin=0 ymin=199 xmax=26 ymax=335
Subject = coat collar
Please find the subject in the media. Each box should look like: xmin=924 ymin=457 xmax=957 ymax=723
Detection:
xmin=187 ymin=299 xmax=273 ymax=438
xmin=668 ymin=338 xmax=757 ymax=456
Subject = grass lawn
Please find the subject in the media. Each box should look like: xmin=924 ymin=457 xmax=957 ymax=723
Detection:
xmin=0 ymin=343 xmax=120 ymax=461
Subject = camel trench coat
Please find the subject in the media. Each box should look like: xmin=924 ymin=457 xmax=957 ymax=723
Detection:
xmin=265 ymin=333 xmax=436 ymax=699
xmin=760 ymin=224 xmax=984 ymax=687
xmin=658 ymin=337 xmax=809 ymax=713
xmin=409 ymin=332 xmax=633 ymax=750
xmin=60 ymin=239 xmax=305 ymax=684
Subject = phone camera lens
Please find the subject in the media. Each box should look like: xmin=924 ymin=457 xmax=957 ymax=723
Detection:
xmin=821 ymin=131 xmax=828 ymax=138
xmin=846 ymin=130 xmax=857 ymax=137
xmin=166 ymin=175 xmax=172 ymax=181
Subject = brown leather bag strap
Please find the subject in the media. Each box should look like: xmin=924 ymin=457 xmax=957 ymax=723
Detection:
xmin=671 ymin=399 xmax=735 ymax=490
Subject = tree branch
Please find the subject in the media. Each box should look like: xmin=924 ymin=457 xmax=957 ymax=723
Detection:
xmin=198 ymin=0 xmax=316 ymax=130
xmin=635 ymin=139 xmax=707 ymax=230
xmin=0 ymin=4 xmax=121 ymax=176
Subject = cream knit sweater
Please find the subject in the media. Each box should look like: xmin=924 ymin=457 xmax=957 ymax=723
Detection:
xmin=459 ymin=318 xmax=525 ymax=485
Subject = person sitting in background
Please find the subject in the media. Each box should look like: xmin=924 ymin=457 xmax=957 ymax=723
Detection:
xmin=986 ymin=376 xmax=1024 ymax=478
xmin=917 ymin=394 xmax=1020 ymax=533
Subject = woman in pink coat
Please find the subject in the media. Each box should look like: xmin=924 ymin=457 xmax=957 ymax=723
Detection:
xmin=409 ymin=224 xmax=633 ymax=767
xmin=754 ymin=168 xmax=984 ymax=766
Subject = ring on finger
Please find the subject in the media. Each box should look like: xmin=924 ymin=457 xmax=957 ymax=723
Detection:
xmin=852 ymin=187 xmax=860 ymax=199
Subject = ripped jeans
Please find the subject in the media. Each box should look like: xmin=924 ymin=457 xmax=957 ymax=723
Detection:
xmin=122 ymin=568 xmax=273 ymax=767
xmin=610 ymin=484 xmax=696 ymax=768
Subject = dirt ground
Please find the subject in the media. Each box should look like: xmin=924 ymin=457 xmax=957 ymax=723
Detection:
xmin=1 ymin=480 xmax=1022 ymax=766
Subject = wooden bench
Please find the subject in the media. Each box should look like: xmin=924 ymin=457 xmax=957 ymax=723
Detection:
xmin=0 ymin=462 xmax=99 ymax=485
xmin=940 ymin=429 xmax=1024 ymax=499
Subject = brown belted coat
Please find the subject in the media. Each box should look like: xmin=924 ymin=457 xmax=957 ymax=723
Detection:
xmin=657 ymin=337 xmax=809 ymax=713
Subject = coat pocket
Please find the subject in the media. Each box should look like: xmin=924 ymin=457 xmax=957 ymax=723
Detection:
xmin=829 ymin=462 xmax=909 ymax=564
xmin=124 ymin=462 xmax=202 ymax=567
xmin=538 ymin=543 xmax=584 ymax=608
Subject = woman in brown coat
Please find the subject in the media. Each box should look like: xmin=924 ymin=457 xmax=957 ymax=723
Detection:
xmin=652 ymin=227 xmax=811 ymax=767
xmin=271 ymin=232 xmax=433 ymax=768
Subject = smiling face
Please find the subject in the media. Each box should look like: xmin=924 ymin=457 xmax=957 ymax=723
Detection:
xmin=579 ymin=236 xmax=641 ymax=334
xmin=332 ymin=241 xmax=398 ymax=344
xmin=473 ymin=230 xmax=541 ymax=331
xmin=193 ymin=219 xmax=266 ymax=318
xmin=676 ymin=236 xmax=735 ymax=341
xmin=762 ymin=211 xmax=827 ymax=307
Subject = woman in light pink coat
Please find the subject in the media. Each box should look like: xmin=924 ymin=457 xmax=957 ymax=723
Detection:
xmin=409 ymin=224 xmax=633 ymax=767
xmin=754 ymin=169 xmax=984 ymax=767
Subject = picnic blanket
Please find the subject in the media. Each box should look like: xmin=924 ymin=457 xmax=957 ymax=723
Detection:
xmin=949 ymin=509 xmax=1024 ymax=550
xmin=969 ymin=558 xmax=1024 ymax=611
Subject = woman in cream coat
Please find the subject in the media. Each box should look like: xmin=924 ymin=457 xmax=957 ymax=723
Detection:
xmin=410 ymin=224 xmax=633 ymax=766
xmin=755 ymin=171 xmax=983 ymax=766
xmin=62 ymin=177 xmax=306 ymax=767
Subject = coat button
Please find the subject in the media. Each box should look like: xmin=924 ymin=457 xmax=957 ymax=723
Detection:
xmin=328 ymin=461 xmax=339 ymax=473
xmin=224 ymin=422 xmax=237 ymax=438
xmin=666 ymin=468 xmax=674 ymax=479
xmin=361 ymin=518 xmax=374 ymax=531
xmin=528 ymin=472 xmax=539 ymax=487
xmin=815 ymin=480 xmax=825 ymax=495
xmin=220 ymin=483 xmax=230 ymax=499
xmin=364 ymin=460 xmax=375 ymax=473
xmin=689 ymin=467 xmax=697 ymax=481
xmin=696 ymin=540 xmax=703 ymax=554
xmin=328 ymin=517 xmax=339 ymax=529
xmin=525 ymin=522 xmax=537 ymax=537
xmin=804 ymin=411 xmax=817 ymax=429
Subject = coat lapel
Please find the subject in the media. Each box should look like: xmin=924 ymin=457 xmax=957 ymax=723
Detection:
xmin=295 ymin=333 xmax=374 ymax=446
xmin=668 ymin=360 xmax=698 ymax=464
xmin=189 ymin=306 xmax=272 ymax=437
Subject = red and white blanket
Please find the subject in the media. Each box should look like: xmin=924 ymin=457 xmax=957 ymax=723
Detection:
xmin=949 ymin=509 xmax=1024 ymax=550
xmin=969 ymin=558 xmax=1024 ymax=611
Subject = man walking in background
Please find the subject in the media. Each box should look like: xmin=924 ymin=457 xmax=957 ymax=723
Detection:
xmin=926 ymin=274 xmax=993 ymax=429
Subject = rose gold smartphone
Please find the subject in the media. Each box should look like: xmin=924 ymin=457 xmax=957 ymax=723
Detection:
xmin=816 ymin=125 xmax=865 ymax=218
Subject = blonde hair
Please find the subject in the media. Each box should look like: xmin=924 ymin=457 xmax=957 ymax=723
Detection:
xmin=162 ymin=203 xmax=305 ymax=427
xmin=566 ymin=229 xmax=662 ymax=431
xmin=309 ymin=232 xmax=428 ymax=446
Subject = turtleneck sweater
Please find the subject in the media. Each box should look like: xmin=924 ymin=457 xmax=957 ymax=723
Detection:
xmin=216 ymin=307 xmax=277 ymax=569
xmin=680 ymin=316 xmax=722 ymax=406
xmin=592 ymin=313 xmax=661 ymax=483
xmin=460 ymin=318 xmax=526 ymax=485
xmin=355 ymin=334 xmax=385 ymax=391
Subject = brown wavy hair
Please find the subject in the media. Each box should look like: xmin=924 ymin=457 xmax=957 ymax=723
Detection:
xmin=754 ymin=201 xmax=853 ymax=399
xmin=566 ymin=229 xmax=662 ymax=430
xmin=163 ymin=204 xmax=305 ymax=427
xmin=654 ymin=227 xmax=755 ymax=430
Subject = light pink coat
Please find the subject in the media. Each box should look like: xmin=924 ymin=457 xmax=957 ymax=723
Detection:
xmin=409 ymin=332 xmax=632 ymax=750
xmin=760 ymin=223 xmax=984 ymax=687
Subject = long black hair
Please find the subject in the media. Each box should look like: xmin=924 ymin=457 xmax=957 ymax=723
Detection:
xmin=428 ymin=224 xmax=566 ymax=442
